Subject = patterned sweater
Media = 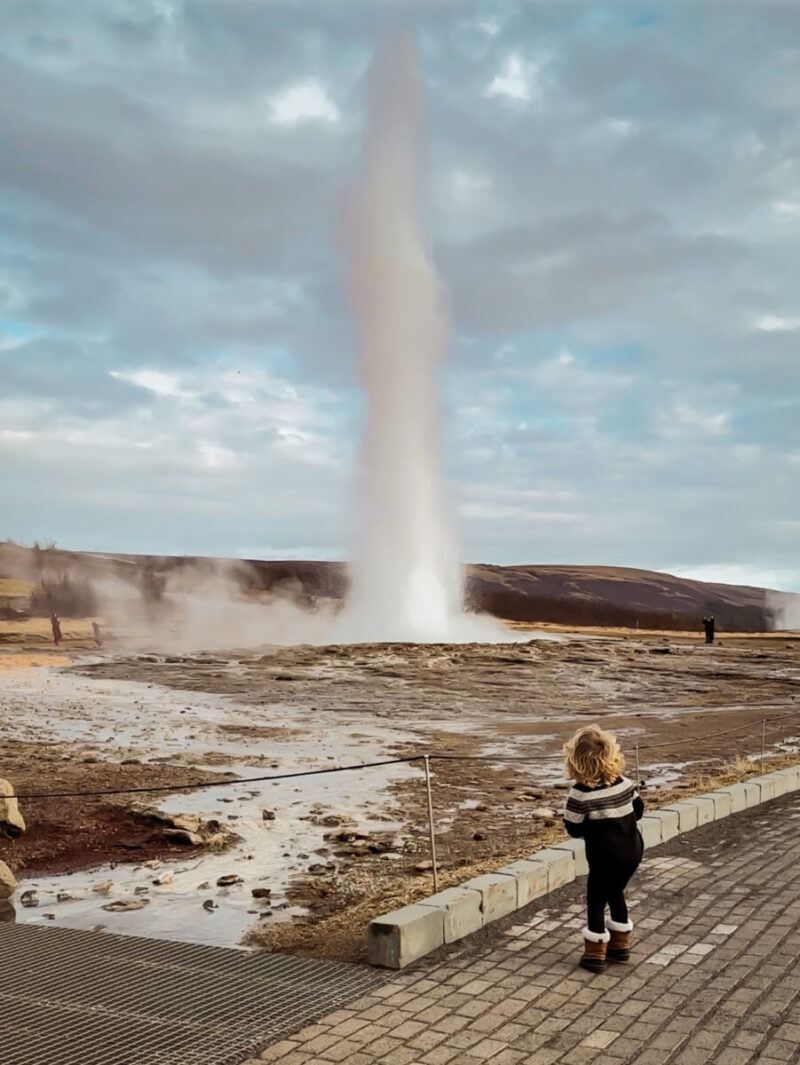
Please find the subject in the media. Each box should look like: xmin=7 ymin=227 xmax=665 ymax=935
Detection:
xmin=563 ymin=775 xmax=645 ymax=868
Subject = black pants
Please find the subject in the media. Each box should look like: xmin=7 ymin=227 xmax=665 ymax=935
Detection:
xmin=586 ymin=859 xmax=640 ymax=934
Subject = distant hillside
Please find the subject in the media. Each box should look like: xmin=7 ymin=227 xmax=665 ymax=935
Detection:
xmin=465 ymin=564 xmax=777 ymax=632
xmin=0 ymin=540 xmax=789 ymax=632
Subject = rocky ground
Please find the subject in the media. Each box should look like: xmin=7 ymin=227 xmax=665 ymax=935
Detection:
xmin=1 ymin=630 xmax=798 ymax=958
xmin=1 ymin=741 xmax=234 ymax=875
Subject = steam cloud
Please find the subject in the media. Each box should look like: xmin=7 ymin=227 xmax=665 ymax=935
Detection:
xmin=337 ymin=32 xmax=501 ymax=643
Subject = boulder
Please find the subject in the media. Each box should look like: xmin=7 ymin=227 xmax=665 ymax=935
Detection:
xmin=0 ymin=779 xmax=25 ymax=837
xmin=0 ymin=860 xmax=17 ymax=900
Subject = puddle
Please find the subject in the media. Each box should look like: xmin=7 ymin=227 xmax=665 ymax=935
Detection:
xmin=640 ymin=760 xmax=697 ymax=787
xmin=2 ymin=667 xmax=420 ymax=948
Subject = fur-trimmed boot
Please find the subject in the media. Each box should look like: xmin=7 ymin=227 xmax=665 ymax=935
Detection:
xmin=606 ymin=918 xmax=634 ymax=962
xmin=580 ymin=928 xmax=610 ymax=973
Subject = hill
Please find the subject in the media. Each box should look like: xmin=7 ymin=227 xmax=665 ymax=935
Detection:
xmin=0 ymin=540 xmax=790 ymax=632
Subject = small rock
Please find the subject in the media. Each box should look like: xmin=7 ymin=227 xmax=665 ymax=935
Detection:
xmin=475 ymin=803 xmax=488 ymax=812
xmin=261 ymin=809 xmax=276 ymax=821
xmin=163 ymin=828 xmax=203 ymax=846
xmin=92 ymin=880 xmax=114 ymax=895
xmin=472 ymin=832 xmax=485 ymax=841
xmin=197 ymin=881 xmax=211 ymax=890
xmin=298 ymin=853 xmax=309 ymax=860
xmin=251 ymin=888 xmax=272 ymax=900
xmin=203 ymin=900 xmax=217 ymax=911
xmin=0 ymin=860 xmax=17 ymax=900
xmin=152 ymin=872 xmax=174 ymax=886
xmin=308 ymin=864 xmax=327 ymax=875
xmin=216 ymin=874 xmax=243 ymax=887
xmin=56 ymin=892 xmax=75 ymax=903
xmin=21 ymin=890 xmax=39 ymax=908
xmin=44 ymin=913 xmax=56 ymax=920
xmin=134 ymin=887 xmax=150 ymax=896
xmin=143 ymin=860 xmax=161 ymax=870
xmin=121 ymin=758 xmax=142 ymax=766
xmin=414 ymin=860 xmax=433 ymax=873
xmin=103 ymin=899 xmax=149 ymax=913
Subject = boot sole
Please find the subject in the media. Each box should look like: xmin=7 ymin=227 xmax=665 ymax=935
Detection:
xmin=579 ymin=957 xmax=607 ymax=973
xmin=607 ymin=950 xmax=631 ymax=963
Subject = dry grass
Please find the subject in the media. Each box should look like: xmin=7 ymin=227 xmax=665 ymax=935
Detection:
xmin=0 ymin=617 xmax=99 ymax=645
xmin=0 ymin=578 xmax=34 ymax=598
xmin=507 ymin=620 xmax=800 ymax=641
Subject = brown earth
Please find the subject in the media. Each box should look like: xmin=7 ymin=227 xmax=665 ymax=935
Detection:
xmin=2 ymin=629 xmax=799 ymax=959
xmin=0 ymin=742 xmax=228 ymax=877
xmin=68 ymin=630 xmax=800 ymax=959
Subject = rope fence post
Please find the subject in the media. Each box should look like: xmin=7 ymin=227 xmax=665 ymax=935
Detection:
xmin=423 ymin=755 xmax=439 ymax=894
xmin=761 ymin=719 xmax=766 ymax=773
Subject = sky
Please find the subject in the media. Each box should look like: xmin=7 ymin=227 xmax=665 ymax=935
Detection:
xmin=1 ymin=1 xmax=798 ymax=592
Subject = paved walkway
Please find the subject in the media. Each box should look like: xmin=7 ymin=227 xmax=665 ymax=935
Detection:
xmin=243 ymin=792 xmax=800 ymax=1065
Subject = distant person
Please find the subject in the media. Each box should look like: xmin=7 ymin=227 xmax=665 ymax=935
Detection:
xmin=703 ymin=616 xmax=715 ymax=644
xmin=50 ymin=613 xmax=62 ymax=646
xmin=92 ymin=621 xmax=103 ymax=648
xmin=562 ymin=726 xmax=644 ymax=973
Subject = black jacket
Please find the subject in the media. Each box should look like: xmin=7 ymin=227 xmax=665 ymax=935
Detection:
xmin=563 ymin=775 xmax=644 ymax=868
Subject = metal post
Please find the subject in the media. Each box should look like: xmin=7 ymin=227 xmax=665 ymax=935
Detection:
xmin=635 ymin=745 xmax=640 ymax=785
xmin=423 ymin=755 xmax=439 ymax=893
xmin=761 ymin=719 xmax=766 ymax=773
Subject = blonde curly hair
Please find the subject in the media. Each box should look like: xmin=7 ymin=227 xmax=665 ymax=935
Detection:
xmin=563 ymin=726 xmax=625 ymax=787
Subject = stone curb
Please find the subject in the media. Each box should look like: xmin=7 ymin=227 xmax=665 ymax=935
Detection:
xmin=366 ymin=763 xmax=800 ymax=969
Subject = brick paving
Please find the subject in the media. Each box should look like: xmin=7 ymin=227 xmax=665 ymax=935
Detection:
xmin=240 ymin=792 xmax=800 ymax=1065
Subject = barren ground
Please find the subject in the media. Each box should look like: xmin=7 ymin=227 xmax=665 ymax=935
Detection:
xmin=1 ymin=628 xmax=798 ymax=959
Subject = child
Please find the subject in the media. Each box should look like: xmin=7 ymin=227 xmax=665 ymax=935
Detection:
xmin=563 ymin=726 xmax=644 ymax=973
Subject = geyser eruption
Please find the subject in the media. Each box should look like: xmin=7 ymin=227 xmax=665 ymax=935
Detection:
xmin=338 ymin=33 xmax=486 ymax=642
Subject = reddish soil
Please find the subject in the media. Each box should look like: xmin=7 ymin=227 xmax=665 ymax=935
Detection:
xmin=1 ymin=742 xmax=222 ymax=877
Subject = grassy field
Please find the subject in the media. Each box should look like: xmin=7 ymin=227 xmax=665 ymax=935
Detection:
xmin=508 ymin=620 xmax=799 ymax=641
xmin=0 ymin=617 xmax=100 ymax=645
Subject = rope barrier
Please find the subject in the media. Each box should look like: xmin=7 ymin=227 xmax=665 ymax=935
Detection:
xmin=3 ymin=755 xmax=425 ymax=802
xmin=632 ymin=707 xmax=800 ymax=752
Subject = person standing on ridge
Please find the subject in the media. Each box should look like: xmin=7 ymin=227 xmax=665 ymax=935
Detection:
xmin=703 ymin=616 xmax=715 ymax=644
xmin=50 ymin=613 xmax=62 ymax=646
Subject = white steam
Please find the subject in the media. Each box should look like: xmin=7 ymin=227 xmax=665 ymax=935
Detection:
xmin=768 ymin=591 xmax=800 ymax=631
xmin=337 ymin=32 xmax=499 ymax=643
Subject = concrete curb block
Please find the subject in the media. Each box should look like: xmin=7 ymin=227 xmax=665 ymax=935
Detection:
xmin=461 ymin=872 xmax=517 ymax=924
xmin=417 ymin=887 xmax=483 ymax=945
xmin=367 ymin=764 xmax=799 ymax=968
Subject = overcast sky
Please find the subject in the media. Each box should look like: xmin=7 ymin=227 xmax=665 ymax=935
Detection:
xmin=1 ymin=2 xmax=798 ymax=591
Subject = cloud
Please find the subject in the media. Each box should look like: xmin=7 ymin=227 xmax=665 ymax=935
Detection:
xmin=753 ymin=314 xmax=800 ymax=334
xmin=269 ymin=79 xmax=340 ymax=126
xmin=486 ymin=53 xmax=546 ymax=104
xmin=0 ymin=2 xmax=798 ymax=593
